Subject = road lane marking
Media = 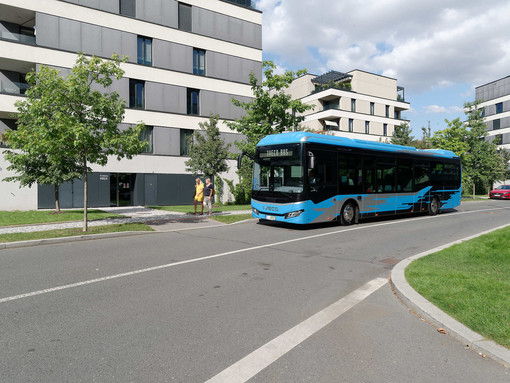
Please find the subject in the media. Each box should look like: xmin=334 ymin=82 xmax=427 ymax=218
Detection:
xmin=1 ymin=206 xmax=508 ymax=304
xmin=205 ymin=277 xmax=387 ymax=383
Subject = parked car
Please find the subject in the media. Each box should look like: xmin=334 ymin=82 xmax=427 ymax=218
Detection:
xmin=489 ymin=185 xmax=510 ymax=199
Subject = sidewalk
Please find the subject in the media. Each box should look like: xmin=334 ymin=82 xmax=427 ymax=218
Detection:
xmin=0 ymin=206 xmax=253 ymax=235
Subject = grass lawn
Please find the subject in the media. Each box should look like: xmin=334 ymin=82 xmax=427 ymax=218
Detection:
xmin=406 ymin=226 xmax=510 ymax=348
xmin=0 ymin=210 xmax=120 ymax=227
xmin=150 ymin=204 xmax=251 ymax=214
xmin=0 ymin=223 xmax=154 ymax=244
xmin=210 ymin=214 xmax=254 ymax=224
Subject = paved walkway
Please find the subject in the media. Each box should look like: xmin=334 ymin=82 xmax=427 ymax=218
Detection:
xmin=0 ymin=207 xmax=252 ymax=235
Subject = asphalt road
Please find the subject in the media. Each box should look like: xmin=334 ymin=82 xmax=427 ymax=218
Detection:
xmin=1 ymin=200 xmax=509 ymax=382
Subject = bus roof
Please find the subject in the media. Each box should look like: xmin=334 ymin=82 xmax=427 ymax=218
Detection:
xmin=257 ymin=132 xmax=459 ymax=159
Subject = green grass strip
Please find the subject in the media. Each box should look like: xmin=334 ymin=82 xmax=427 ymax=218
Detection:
xmin=0 ymin=223 xmax=154 ymax=244
xmin=406 ymin=226 xmax=510 ymax=348
xmin=0 ymin=210 xmax=120 ymax=227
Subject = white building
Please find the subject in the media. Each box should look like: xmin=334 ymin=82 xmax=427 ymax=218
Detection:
xmin=287 ymin=70 xmax=410 ymax=141
xmin=0 ymin=0 xmax=261 ymax=210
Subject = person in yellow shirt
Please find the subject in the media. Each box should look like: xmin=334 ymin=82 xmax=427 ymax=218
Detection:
xmin=194 ymin=177 xmax=204 ymax=215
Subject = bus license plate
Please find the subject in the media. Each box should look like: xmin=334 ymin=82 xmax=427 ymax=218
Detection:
xmin=266 ymin=215 xmax=276 ymax=221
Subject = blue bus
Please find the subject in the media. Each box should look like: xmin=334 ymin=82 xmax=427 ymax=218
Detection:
xmin=247 ymin=132 xmax=461 ymax=225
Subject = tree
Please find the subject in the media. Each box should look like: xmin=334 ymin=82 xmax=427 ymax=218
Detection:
xmin=3 ymin=67 xmax=81 ymax=212
xmin=415 ymin=124 xmax=433 ymax=149
xmin=390 ymin=123 xmax=415 ymax=146
xmin=431 ymin=101 xmax=509 ymax=196
xmin=6 ymin=54 xmax=146 ymax=230
xmin=185 ymin=114 xmax=231 ymax=200
xmin=227 ymin=61 xmax=314 ymax=202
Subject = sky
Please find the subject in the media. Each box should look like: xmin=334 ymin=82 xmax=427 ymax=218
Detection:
xmin=253 ymin=0 xmax=510 ymax=137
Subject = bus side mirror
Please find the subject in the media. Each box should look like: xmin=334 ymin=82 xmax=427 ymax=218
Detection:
xmin=237 ymin=152 xmax=253 ymax=169
xmin=308 ymin=151 xmax=316 ymax=170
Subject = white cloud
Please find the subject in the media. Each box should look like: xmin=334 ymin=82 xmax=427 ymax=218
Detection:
xmin=424 ymin=105 xmax=464 ymax=114
xmin=255 ymin=0 xmax=510 ymax=94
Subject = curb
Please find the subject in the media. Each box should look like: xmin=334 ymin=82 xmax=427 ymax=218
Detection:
xmin=390 ymin=222 xmax=510 ymax=366
xmin=0 ymin=231 xmax=154 ymax=250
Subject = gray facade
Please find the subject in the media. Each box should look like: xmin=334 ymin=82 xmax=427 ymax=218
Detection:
xmin=60 ymin=0 xmax=262 ymax=49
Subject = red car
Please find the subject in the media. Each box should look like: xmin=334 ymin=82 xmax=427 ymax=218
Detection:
xmin=489 ymin=185 xmax=510 ymax=199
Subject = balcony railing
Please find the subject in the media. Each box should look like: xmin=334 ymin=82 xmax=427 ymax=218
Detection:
xmin=312 ymin=82 xmax=352 ymax=95
xmin=220 ymin=0 xmax=256 ymax=9
xmin=0 ymin=30 xmax=36 ymax=45
xmin=0 ymin=80 xmax=29 ymax=95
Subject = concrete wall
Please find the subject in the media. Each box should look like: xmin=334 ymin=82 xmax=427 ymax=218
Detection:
xmin=0 ymin=148 xmax=38 ymax=211
xmin=349 ymin=70 xmax=397 ymax=100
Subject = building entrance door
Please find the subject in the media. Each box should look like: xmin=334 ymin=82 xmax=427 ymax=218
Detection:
xmin=110 ymin=173 xmax=135 ymax=206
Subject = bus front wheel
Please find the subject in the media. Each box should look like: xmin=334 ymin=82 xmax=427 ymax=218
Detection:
xmin=429 ymin=197 xmax=440 ymax=216
xmin=340 ymin=201 xmax=357 ymax=225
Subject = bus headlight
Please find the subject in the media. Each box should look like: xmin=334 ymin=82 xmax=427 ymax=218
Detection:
xmin=252 ymin=208 xmax=260 ymax=215
xmin=285 ymin=210 xmax=304 ymax=219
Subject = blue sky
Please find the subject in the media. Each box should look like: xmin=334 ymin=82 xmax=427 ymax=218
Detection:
xmin=254 ymin=0 xmax=510 ymax=138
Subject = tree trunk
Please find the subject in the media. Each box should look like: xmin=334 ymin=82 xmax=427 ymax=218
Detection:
xmin=83 ymin=162 xmax=88 ymax=232
xmin=472 ymin=182 xmax=475 ymax=200
xmin=54 ymin=184 xmax=61 ymax=213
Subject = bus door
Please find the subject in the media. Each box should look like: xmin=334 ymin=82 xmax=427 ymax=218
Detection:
xmin=375 ymin=158 xmax=397 ymax=215
xmin=307 ymin=149 xmax=337 ymax=204
xmin=395 ymin=159 xmax=414 ymax=213
xmin=430 ymin=161 xmax=445 ymax=202
xmin=414 ymin=160 xmax=430 ymax=212
xmin=338 ymin=151 xmax=363 ymax=201
xmin=361 ymin=155 xmax=377 ymax=216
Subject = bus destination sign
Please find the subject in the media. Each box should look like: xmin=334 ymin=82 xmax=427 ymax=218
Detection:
xmin=260 ymin=148 xmax=293 ymax=158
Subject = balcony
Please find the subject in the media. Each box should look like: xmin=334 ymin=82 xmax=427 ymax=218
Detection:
xmin=312 ymin=82 xmax=352 ymax=95
xmin=0 ymin=28 xmax=35 ymax=45
xmin=220 ymin=0 xmax=257 ymax=9
xmin=0 ymin=79 xmax=28 ymax=95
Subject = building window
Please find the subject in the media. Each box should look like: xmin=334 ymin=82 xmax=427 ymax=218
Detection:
xmin=481 ymin=107 xmax=485 ymax=117
xmin=365 ymin=121 xmax=370 ymax=134
xmin=496 ymin=102 xmax=503 ymax=114
xmin=370 ymin=102 xmax=375 ymax=115
xmin=494 ymin=134 xmax=503 ymax=145
xmin=119 ymin=0 xmax=136 ymax=17
xmin=129 ymin=79 xmax=145 ymax=109
xmin=383 ymin=123 xmax=388 ymax=136
xmin=348 ymin=119 xmax=353 ymax=132
xmin=187 ymin=88 xmax=199 ymax=115
xmin=180 ymin=129 xmax=193 ymax=155
xmin=140 ymin=126 xmax=153 ymax=153
xmin=178 ymin=3 xmax=192 ymax=32
xmin=193 ymin=48 xmax=205 ymax=75
xmin=137 ymin=36 xmax=152 ymax=66
xmin=351 ymin=99 xmax=356 ymax=112
xmin=385 ymin=105 xmax=390 ymax=118
xmin=493 ymin=119 xmax=500 ymax=130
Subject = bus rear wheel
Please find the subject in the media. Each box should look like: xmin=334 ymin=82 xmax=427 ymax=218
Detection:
xmin=340 ymin=201 xmax=357 ymax=225
xmin=429 ymin=197 xmax=440 ymax=216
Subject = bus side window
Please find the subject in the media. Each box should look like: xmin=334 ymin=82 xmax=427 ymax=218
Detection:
xmin=414 ymin=161 xmax=430 ymax=191
xmin=397 ymin=159 xmax=413 ymax=192
xmin=430 ymin=162 xmax=444 ymax=189
xmin=376 ymin=159 xmax=395 ymax=193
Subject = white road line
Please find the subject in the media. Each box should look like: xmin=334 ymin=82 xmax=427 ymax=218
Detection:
xmin=0 ymin=206 xmax=507 ymax=304
xmin=205 ymin=277 xmax=387 ymax=383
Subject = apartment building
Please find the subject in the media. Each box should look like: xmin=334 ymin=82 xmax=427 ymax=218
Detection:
xmin=475 ymin=76 xmax=510 ymax=150
xmin=286 ymin=70 xmax=410 ymax=141
xmin=475 ymin=75 xmax=510 ymax=186
xmin=0 ymin=0 xmax=261 ymax=210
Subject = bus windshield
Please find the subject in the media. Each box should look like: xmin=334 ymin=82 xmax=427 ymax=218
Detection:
xmin=253 ymin=144 xmax=304 ymax=194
